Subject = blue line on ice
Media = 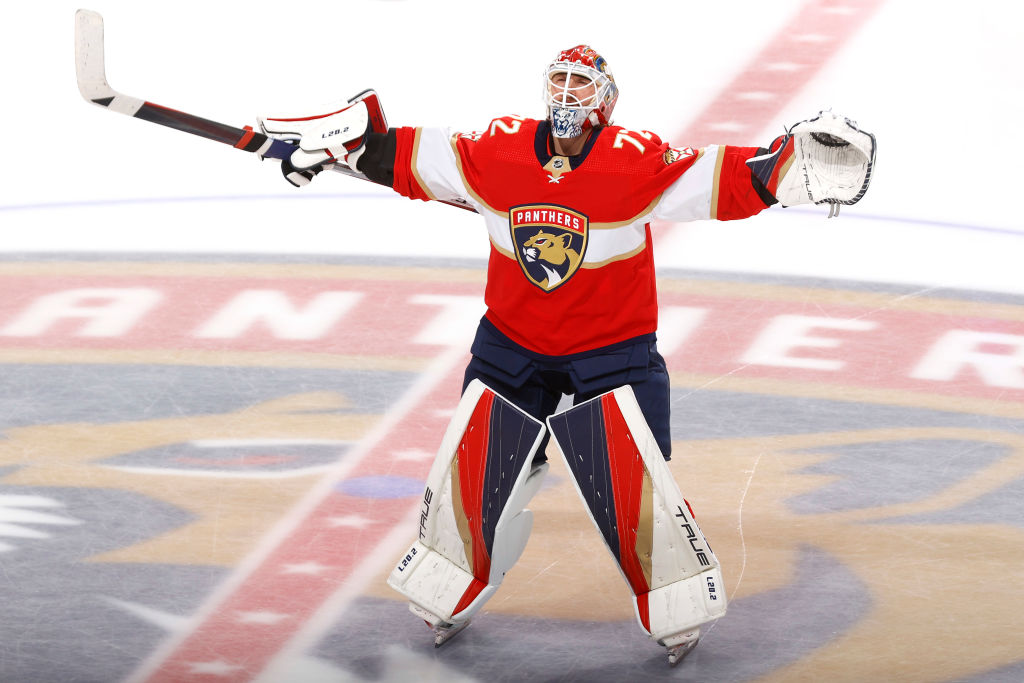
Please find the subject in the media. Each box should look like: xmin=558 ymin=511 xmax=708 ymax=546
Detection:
xmin=1 ymin=194 xmax=1021 ymax=239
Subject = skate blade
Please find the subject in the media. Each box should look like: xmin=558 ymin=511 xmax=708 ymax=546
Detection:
xmin=664 ymin=629 xmax=700 ymax=666
xmin=432 ymin=619 xmax=470 ymax=648
xmin=666 ymin=637 xmax=699 ymax=666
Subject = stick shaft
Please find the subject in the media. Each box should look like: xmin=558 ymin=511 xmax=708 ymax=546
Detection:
xmin=73 ymin=9 xmax=476 ymax=212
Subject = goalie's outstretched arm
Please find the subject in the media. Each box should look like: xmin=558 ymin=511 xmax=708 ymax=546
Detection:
xmin=258 ymin=96 xmax=476 ymax=212
xmin=354 ymin=130 xmax=398 ymax=187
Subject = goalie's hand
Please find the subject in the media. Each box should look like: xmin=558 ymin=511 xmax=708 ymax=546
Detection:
xmin=280 ymin=153 xmax=333 ymax=188
xmin=258 ymin=89 xmax=388 ymax=188
xmin=747 ymin=111 xmax=876 ymax=214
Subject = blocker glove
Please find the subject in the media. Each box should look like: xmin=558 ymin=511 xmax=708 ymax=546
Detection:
xmin=257 ymin=90 xmax=388 ymax=188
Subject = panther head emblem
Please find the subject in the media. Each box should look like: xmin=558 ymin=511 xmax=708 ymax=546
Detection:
xmin=522 ymin=230 xmax=582 ymax=289
xmin=509 ymin=204 xmax=589 ymax=291
xmin=550 ymin=107 xmax=585 ymax=138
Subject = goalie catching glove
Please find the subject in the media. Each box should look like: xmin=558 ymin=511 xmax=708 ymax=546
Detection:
xmin=257 ymin=89 xmax=388 ymax=187
xmin=747 ymin=111 xmax=876 ymax=217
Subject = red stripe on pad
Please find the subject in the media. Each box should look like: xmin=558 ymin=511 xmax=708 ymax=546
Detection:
xmin=636 ymin=592 xmax=651 ymax=634
xmin=451 ymin=389 xmax=495 ymax=615
xmin=453 ymin=577 xmax=489 ymax=618
xmin=600 ymin=393 xmax=652 ymax=631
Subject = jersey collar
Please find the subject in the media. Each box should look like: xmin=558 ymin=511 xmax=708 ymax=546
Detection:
xmin=535 ymin=120 xmax=604 ymax=169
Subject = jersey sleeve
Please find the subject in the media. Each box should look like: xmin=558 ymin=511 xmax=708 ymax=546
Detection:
xmin=389 ymin=126 xmax=476 ymax=205
xmin=653 ymin=144 xmax=774 ymax=222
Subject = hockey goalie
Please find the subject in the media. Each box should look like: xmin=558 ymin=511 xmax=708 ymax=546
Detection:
xmin=259 ymin=45 xmax=875 ymax=664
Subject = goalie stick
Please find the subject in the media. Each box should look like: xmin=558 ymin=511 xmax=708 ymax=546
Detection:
xmin=73 ymin=9 xmax=476 ymax=213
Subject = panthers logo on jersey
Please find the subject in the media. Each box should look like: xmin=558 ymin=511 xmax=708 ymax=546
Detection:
xmin=509 ymin=204 xmax=589 ymax=292
xmin=664 ymin=146 xmax=695 ymax=165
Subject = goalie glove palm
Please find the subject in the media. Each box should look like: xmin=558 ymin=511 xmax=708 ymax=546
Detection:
xmin=748 ymin=111 xmax=876 ymax=212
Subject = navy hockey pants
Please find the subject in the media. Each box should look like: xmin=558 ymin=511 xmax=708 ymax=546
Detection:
xmin=461 ymin=318 xmax=673 ymax=461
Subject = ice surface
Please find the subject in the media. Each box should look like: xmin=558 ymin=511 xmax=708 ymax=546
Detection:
xmin=1 ymin=1 xmax=1023 ymax=681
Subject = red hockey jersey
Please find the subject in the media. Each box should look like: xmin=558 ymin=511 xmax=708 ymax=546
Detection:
xmin=389 ymin=116 xmax=770 ymax=356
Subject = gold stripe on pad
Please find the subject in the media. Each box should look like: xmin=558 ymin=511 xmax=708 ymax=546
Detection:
xmin=451 ymin=457 xmax=475 ymax=569
xmin=636 ymin=471 xmax=655 ymax=587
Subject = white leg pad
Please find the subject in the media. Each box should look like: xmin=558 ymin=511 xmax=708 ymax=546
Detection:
xmin=644 ymin=564 xmax=726 ymax=643
xmin=547 ymin=385 xmax=727 ymax=644
xmin=390 ymin=540 xmax=497 ymax=626
xmin=388 ymin=380 xmax=546 ymax=625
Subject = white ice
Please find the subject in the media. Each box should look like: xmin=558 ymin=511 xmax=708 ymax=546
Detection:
xmin=2 ymin=0 xmax=1022 ymax=295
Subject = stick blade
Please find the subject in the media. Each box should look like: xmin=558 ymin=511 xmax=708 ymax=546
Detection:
xmin=75 ymin=9 xmax=115 ymax=102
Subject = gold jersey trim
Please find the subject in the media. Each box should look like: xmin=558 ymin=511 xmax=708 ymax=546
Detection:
xmin=449 ymin=133 xmax=508 ymax=217
xmin=490 ymin=239 xmax=516 ymax=261
xmin=709 ymin=146 xmax=726 ymax=221
xmin=410 ymin=128 xmax=440 ymax=202
xmin=589 ymin=195 xmax=662 ymax=230
xmin=580 ymin=241 xmax=647 ymax=268
xmin=493 ymin=236 xmax=646 ymax=268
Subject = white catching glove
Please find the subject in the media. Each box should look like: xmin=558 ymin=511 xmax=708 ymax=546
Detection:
xmin=258 ymin=89 xmax=388 ymax=187
xmin=747 ymin=111 xmax=876 ymax=216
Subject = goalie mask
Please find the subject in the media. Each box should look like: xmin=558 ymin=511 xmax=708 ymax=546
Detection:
xmin=544 ymin=45 xmax=618 ymax=139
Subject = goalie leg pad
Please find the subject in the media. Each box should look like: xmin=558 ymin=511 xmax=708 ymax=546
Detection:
xmin=546 ymin=386 xmax=726 ymax=643
xmin=388 ymin=380 xmax=547 ymax=625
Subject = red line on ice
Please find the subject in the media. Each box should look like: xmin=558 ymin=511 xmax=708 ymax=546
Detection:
xmin=130 ymin=352 xmax=467 ymax=683
xmin=675 ymin=0 xmax=885 ymax=147
xmin=659 ymin=0 xmax=885 ymax=236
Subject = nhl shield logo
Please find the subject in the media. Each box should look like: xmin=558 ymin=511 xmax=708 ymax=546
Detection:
xmin=510 ymin=204 xmax=589 ymax=291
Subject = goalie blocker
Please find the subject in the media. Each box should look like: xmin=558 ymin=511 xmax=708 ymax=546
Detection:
xmin=258 ymin=90 xmax=388 ymax=187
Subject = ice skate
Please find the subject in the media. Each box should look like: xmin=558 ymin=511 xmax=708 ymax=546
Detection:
xmin=408 ymin=601 xmax=471 ymax=648
xmin=429 ymin=619 xmax=470 ymax=648
xmin=664 ymin=628 xmax=700 ymax=666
